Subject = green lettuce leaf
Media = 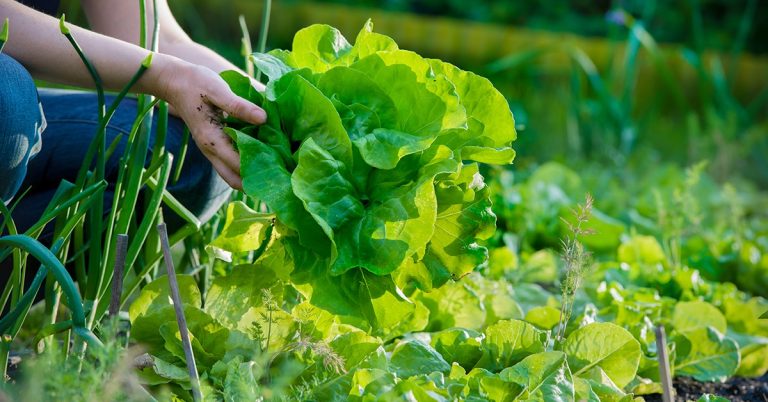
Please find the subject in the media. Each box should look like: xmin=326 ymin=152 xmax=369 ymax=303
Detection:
xmin=499 ymin=351 xmax=575 ymax=402
xmin=673 ymin=327 xmax=740 ymax=382
xmin=563 ymin=322 xmax=642 ymax=389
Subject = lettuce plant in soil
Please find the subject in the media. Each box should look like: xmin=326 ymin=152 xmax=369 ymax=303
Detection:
xmin=215 ymin=20 xmax=517 ymax=337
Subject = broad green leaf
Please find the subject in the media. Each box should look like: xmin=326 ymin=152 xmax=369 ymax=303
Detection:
xmin=209 ymin=202 xmax=274 ymax=253
xmin=136 ymin=356 xmax=190 ymax=387
xmin=348 ymin=368 xmax=397 ymax=399
xmin=316 ymin=66 xmax=398 ymax=132
xmin=272 ymin=73 xmax=353 ymax=167
xmin=673 ymin=327 xmax=740 ymax=382
xmin=425 ymin=164 xmax=496 ymax=280
xmin=618 ymin=235 xmax=666 ymax=265
xmin=292 ymin=137 xmax=364 ymax=243
xmin=476 ymin=319 xmax=547 ymax=371
xmin=462 ymin=368 xmax=521 ymax=400
xmin=722 ymin=297 xmax=768 ymax=336
xmin=729 ymin=331 xmax=768 ymax=377
xmin=349 ymin=19 xmax=398 ymax=60
xmin=563 ymin=322 xmax=642 ymax=389
xmin=223 ymin=357 xmax=260 ymax=401
xmin=487 ymin=246 xmax=519 ymax=280
xmin=250 ymin=52 xmax=294 ymax=82
xmin=288 ymin=239 xmax=426 ymax=337
xmin=331 ymin=176 xmax=437 ymax=276
xmin=237 ymin=132 xmax=331 ymax=255
xmin=128 ymin=274 xmax=201 ymax=323
xmin=329 ymin=330 xmax=386 ymax=371
xmin=351 ymin=53 xmax=466 ymax=136
xmin=417 ymin=281 xmax=486 ymax=332
xmin=220 ymin=70 xmax=264 ymax=105
xmin=428 ymin=59 xmax=517 ymax=163
xmin=204 ymin=264 xmax=292 ymax=351
xmin=499 ymin=351 xmax=575 ymax=402
xmin=672 ymin=301 xmax=727 ymax=333
xmin=157 ymin=308 xmax=256 ymax=373
xmin=430 ymin=328 xmax=483 ymax=370
xmin=286 ymin=24 xmax=352 ymax=72
xmin=353 ymin=128 xmax=436 ymax=169
xmin=525 ymin=306 xmax=561 ymax=330
xmin=574 ymin=368 xmax=634 ymax=402
xmin=379 ymin=375 xmax=451 ymax=401
xmin=389 ymin=339 xmax=451 ymax=378
xmin=459 ymin=145 xmax=517 ymax=165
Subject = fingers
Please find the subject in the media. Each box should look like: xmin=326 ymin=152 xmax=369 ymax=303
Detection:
xmin=197 ymin=127 xmax=243 ymax=190
xmin=208 ymin=84 xmax=267 ymax=126
xmin=209 ymin=157 xmax=243 ymax=191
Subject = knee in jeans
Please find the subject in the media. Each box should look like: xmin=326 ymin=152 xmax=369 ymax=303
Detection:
xmin=0 ymin=54 xmax=42 ymax=201
xmin=0 ymin=54 xmax=40 ymax=125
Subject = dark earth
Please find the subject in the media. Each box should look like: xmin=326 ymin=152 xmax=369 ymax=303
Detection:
xmin=644 ymin=374 xmax=768 ymax=402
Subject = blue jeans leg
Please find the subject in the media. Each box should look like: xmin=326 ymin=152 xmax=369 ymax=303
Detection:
xmin=14 ymin=89 xmax=232 ymax=234
xmin=0 ymin=53 xmax=44 ymax=204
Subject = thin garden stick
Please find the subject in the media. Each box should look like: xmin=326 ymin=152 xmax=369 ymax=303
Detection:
xmin=655 ymin=324 xmax=674 ymax=402
xmin=157 ymin=223 xmax=202 ymax=402
xmin=108 ymin=234 xmax=129 ymax=317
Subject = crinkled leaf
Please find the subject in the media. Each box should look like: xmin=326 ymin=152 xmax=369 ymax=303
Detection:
xmin=209 ymin=201 xmax=274 ymax=253
xmin=673 ymin=327 xmax=740 ymax=382
xmin=285 ymin=24 xmax=352 ymax=72
xmin=417 ymin=281 xmax=487 ymax=332
xmin=426 ymin=164 xmax=496 ymax=280
xmin=563 ymin=322 xmax=641 ymax=389
xmin=476 ymin=319 xmax=547 ymax=371
xmin=389 ymin=339 xmax=451 ymax=378
xmin=237 ymin=131 xmax=331 ymax=255
xmin=499 ymin=351 xmax=575 ymax=402
xmin=430 ymin=328 xmax=484 ymax=370
xmin=204 ymin=264 xmax=291 ymax=351
xmin=272 ymin=73 xmax=353 ymax=166
xmin=292 ymin=137 xmax=364 ymax=243
xmin=128 ymin=275 xmax=201 ymax=323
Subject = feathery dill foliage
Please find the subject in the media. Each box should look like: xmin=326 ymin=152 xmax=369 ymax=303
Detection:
xmin=654 ymin=161 xmax=706 ymax=267
xmin=555 ymin=193 xmax=594 ymax=345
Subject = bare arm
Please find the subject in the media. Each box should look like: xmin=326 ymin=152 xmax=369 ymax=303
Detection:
xmin=0 ymin=0 xmax=263 ymax=189
xmin=80 ymin=0 xmax=263 ymax=89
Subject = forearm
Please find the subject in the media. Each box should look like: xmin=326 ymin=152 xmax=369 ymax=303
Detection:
xmin=0 ymin=1 xmax=178 ymax=98
xmin=160 ymin=39 xmax=242 ymax=75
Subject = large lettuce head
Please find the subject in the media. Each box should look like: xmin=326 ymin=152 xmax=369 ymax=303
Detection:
xmin=219 ymin=21 xmax=516 ymax=336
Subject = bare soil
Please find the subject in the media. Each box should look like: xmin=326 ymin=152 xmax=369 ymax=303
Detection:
xmin=643 ymin=374 xmax=768 ymax=402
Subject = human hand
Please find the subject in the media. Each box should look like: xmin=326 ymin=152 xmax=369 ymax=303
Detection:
xmin=153 ymin=57 xmax=266 ymax=190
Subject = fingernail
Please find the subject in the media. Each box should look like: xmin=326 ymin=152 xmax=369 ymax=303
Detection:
xmin=256 ymin=108 xmax=267 ymax=123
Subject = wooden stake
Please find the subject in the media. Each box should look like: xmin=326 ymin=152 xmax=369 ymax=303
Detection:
xmin=157 ymin=223 xmax=202 ymax=401
xmin=108 ymin=234 xmax=129 ymax=317
xmin=655 ymin=324 xmax=674 ymax=402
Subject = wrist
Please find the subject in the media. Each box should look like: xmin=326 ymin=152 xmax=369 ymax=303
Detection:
xmin=136 ymin=52 xmax=191 ymax=100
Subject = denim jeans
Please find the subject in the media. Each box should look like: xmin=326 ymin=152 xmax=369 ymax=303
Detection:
xmin=0 ymin=53 xmax=231 ymax=234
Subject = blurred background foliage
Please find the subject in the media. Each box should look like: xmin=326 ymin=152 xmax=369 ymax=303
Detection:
xmin=61 ymin=0 xmax=768 ymax=186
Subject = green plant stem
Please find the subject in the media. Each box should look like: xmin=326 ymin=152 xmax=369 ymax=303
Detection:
xmin=255 ymin=0 xmax=272 ymax=82
xmin=0 ymin=17 xmax=8 ymax=53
